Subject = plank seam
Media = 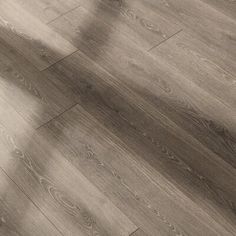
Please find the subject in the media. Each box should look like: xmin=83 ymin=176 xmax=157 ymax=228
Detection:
xmin=46 ymin=5 xmax=82 ymax=25
xmin=147 ymin=29 xmax=183 ymax=52
xmin=40 ymin=49 xmax=79 ymax=72
xmin=36 ymin=102 xmax=79 ymax=130
xmin=129 ymin=227 xmax=140 ymax=236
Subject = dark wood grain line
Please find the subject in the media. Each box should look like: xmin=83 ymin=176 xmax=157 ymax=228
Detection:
xmin=147 ymin=28 xmax=183 ymax=52
xmin=0 ymin=166 xmax=64 ymax=236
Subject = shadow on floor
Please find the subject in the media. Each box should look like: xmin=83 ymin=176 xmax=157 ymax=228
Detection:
xmin=0 ymin=0 xmax=236 ymax=235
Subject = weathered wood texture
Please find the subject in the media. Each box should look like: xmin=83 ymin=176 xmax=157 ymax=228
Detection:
xmin=0 ymin=0 xmax=235 ymax=235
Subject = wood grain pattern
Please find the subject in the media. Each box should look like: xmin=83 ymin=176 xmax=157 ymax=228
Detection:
xmin=15 ymin=0 xmax=80 ymax=24
xmin=0 ymin=38 xmax=74 ymax=128
xmin=49 ymin=5 xmax=236 ymax=170
xmin=39 ymin=103 xmax=233 ymax=236
xmin=201 ymin=0 xmax=236 ymax=20
xmin=0 ymin=168 xmax=61 ymax=236
xmin=74 ymin=0 xmax=181 ymax=50
xmin=42 ymin=51 xmax=236 ymax=235
xmin=141 ymin=0 xmax=236 ymax=74
xmin=0 ymin=0 xmax=236 ymax=235
xmin=150 ymin=30 xmax=236 ymax=109
xmin=0 ymin=112 xmax=137 ymax=236
xmin=0 ymin=0 xmax=77 ymax=70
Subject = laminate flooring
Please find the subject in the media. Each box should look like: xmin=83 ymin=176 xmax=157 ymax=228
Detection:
xmin=0 ymin=0 xmax=235 ymax=235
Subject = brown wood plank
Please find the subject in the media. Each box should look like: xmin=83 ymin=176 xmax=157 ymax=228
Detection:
xmin=0 ymin=168 xmax=61 ymax=236
xmin=0 ymin=0 xmax=77 ymax=71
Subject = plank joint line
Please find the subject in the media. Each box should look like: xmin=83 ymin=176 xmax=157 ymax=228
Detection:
xmin=36 ymin=102 xmax=79 ymax=130
xmin=129 ymin=228 xmax=140 ymax=236
xmin=147 ymin=29 xmax=183 ymax=52
xmin=46 ymin=5 xmax=82 ymax=25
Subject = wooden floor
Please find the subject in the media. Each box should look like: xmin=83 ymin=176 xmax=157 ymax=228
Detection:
xmin=0 ymin=0 xmax=235 ymax=235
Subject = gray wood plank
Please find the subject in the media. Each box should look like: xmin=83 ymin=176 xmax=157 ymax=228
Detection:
xmin=39 ymin=103 xmax=232 ymax=236
xmin=149 ymin=30 xmax=236 ymax=109
xmin=0 ymin=38 xmax=74 ymax=128
xmin=0 ymin=1 xmax=236 ymax=235
xmin=0 ymin=105 xmax=137 ymax=236
xmin=15 ymin=0 xmax=81 ymax=24
xmin=0 ymin=168 xmax=61 ymax=236
xmin=0 ymin=0 xmax=77 ymax=70
xmin=73 ymin=0 xmax=181 ymax=50
xmin=141 ymin=0 xmax=236 ymax=75
xmin=42 ymin=51 xmax=236 ymax=235
xmin=201 ymin=0 xmax=236 ymax=21
xmin=49 ymin=6 xmax=236 ymax=171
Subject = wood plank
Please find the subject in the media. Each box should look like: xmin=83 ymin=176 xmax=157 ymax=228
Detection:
xmin=0 ymin=168 xmax=61 ymax=236
xmin=39 ymin=104 xmax=233 ymax=236
xmin=201 ymin=0 xmax=236 ymax=20
xmin=0 ymin=0 xmax=77 ymax=70
xmin=15 ymin=0 xmax=81 ymax=24
xmin=74 ymin=0 xmax=181 ymax=50
xmin=42 ymin=51 xmax=236 ymax=235
xmin=0 ymin=38 xmax=74 ymax=128
xmin=149 ymin=30 xmax=236 ymax=109
xmin=49 ymin=7 xmax=236 ymax=170
xmin=0 ymin=1 xmax=235 ymax=235
xmin=141 ymin=0 xmax=236 ymax=75
xmin=0 ymin=106 xmax=137 ymax=236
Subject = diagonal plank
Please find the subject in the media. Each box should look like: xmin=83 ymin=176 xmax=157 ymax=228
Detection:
xmin=149 ymin=30 xmax=236 ymax=110
xmin=73 ymin=0 xmax=181 ymax=50
xmin=0 ymin=0 xmax=77 ymax=71
xmin=141 ymin=0 xmax=236 ymax=75
xmin=41 ymin=50 xmax=236 ymax=235
xmin=0 ymin=98 xmax=137 ymax=236
xmin=0 ymin=38 xmax=74 ymax=128
xmin=38 ymin=102 xmax=235 ymax=236
xmin=0 ymin=168 xmax=61 ymax=236
xmin=201 ymin=0 xmax=236 ymax=21
xmin=14 ymin=0 xmax=81 ymax=24
xmin=49 ymin=5 xmax=236 ymax=171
